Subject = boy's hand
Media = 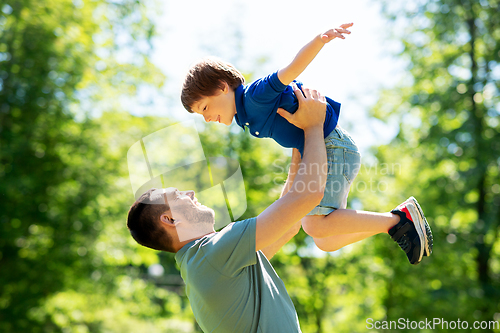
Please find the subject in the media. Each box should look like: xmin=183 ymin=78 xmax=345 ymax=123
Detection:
xmin=320 ymin=22 xmax=353 ymax=43
xmin=277 ymin=83 xmax=326 ymax=130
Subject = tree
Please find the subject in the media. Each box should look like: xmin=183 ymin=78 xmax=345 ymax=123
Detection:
xmin=0 ymin=0 xmax=166 ymax=331
xmin=363 ymin=0 xmax=500 ymax=330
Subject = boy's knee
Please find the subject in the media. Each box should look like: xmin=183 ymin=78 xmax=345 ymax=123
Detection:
xmin=313 ymin=237 xmax=339 ymax=252
xmin=301 ymin=215 xmax=323 ymax=238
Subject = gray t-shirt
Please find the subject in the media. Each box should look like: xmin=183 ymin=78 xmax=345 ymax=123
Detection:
xmin=175 ymin=218 xmax=301 ymax=333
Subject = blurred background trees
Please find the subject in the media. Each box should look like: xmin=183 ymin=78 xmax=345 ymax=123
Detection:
xmin=364 ymin=0 xmax=500 ymax=329
xmin=1 ymin=0 xmax=499 ymax=332
xmin=0 ymin=0 xmax=182 ymax=331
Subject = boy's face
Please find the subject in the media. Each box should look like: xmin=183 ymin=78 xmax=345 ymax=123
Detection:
xmin=191 ymin=83 xmax=236 ymax=126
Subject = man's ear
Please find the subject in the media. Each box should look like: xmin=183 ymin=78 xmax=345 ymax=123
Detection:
xmin=160 ymin=212 xmax=176 ymax=227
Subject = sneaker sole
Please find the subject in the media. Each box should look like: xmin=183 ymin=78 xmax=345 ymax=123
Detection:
xmin=405 ymin=199 xmax=426 ymax=264
xmin=409 ymin=197 xmax=433 ymax=256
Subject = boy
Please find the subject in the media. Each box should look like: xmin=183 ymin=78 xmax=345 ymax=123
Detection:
xmin=181 ymin=23 xmax=433 ymax=265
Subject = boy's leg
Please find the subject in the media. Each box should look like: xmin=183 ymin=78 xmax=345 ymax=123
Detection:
xmin=302 ymin=209 xmax=400 ymax=239
xmin=312 ymin=231 xmax=379 ymax=252
xmin=305 ymin=198 xmax=432 ymax=265
xmin=307 ymin=128 xmax=432 ymax=263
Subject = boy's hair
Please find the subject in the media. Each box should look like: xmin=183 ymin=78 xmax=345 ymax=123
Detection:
xmin=181 ymin=57 xmax=245 ymax=112
xmin=127 ymin=188 xmax=175 ymax=253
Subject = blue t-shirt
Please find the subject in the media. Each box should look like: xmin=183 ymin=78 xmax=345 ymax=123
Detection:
xmin=234 ymin=71 xmax=341 ymax=156
xmin=175 ymin=218 xmax=302 ymax=333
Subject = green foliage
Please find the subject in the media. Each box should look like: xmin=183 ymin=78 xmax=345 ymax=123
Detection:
xmin=360 ymin=0 xmax=500 ymax=330
xmin=1 ymin=0 xmax=101 ymax=330
xmin=0 ymin=0 xmax=178 ymax=331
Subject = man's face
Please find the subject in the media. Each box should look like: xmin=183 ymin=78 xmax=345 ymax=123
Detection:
xmin=163 ymin=187 xmax=215 ymax=226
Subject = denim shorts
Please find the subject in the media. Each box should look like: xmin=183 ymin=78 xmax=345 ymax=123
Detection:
xmin=307 ymin=126 xmax=361 ymax=215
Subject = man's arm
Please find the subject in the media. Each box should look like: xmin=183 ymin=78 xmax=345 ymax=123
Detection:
xmin=255 ymin=85 xmax=327 ymax=252
xmin=261 ymin=149 xmax=302 ymax=259
xmin=277 ymin=23 xmax=353 ymax=86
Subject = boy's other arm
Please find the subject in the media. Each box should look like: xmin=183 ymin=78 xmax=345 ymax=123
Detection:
xmin=256 ymin=85 xmax=327 ymax=253
xmin=277 ymin=23 xmax=353 ymax=86
xmin=260 ymin=148 xmax=302 ymax=260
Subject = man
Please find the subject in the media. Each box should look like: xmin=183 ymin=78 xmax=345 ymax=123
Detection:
xmin=127 ymin=84 xmax=328 ymax=332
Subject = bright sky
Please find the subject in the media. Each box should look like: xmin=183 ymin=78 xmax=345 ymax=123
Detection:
xmin=141 ymin=0 xmax=406 ymax=154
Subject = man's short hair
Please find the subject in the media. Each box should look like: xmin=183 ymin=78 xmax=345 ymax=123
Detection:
xmin=127 ymin=188 xmax=174 ymax=253
xmin=181 ymin=57 xmax=245 ymax=112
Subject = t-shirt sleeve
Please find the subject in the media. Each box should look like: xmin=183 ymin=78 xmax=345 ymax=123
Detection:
xmin=202 ymin=218 xmax=257 ymax=277
xmin=246 ymin=71 xmax=288 ymax=106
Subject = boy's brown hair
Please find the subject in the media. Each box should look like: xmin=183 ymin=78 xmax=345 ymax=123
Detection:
xmin=181 ymin=57 xmax=245 ymax=113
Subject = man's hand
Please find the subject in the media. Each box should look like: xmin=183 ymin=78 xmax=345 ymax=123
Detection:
xmin=320 ymin=23 xmax=353 ymax=43
xmin=277 ymin=83 xmax=327 ymax=130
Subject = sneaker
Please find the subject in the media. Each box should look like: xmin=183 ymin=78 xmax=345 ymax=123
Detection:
xmin=389 ymin=197 xmax=427 ymax=265
xmin=408 ymin=197 xmax=433 ymax=257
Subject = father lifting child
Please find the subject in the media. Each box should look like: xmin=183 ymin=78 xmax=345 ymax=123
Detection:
xmin=181 ymin=23 xmax=433 ymax=265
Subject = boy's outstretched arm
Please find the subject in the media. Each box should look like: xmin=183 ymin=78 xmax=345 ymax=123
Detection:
xmin=277 ymin=23 xmax=353 ymax=86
